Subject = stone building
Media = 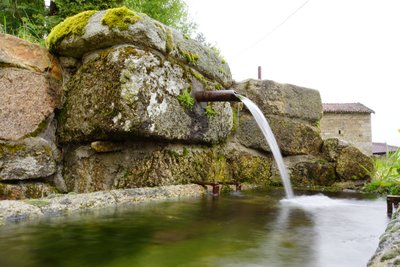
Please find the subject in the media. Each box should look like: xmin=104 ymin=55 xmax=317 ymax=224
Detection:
xmin=320 ymin=103 xmax=374 ymax=155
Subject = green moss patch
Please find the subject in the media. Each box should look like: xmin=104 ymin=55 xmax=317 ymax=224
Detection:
xmin=102 ymin=6 xmax=140 ymax=31
xmin=205 ymin=103 xmax=217 ymax=118
xmin=46 ymin=10 xmax=97 ymax=51
xmin=180 ymin=49 xmax=199 ymax=64
xmin=177 ymin=89 xmax=195 ymax=110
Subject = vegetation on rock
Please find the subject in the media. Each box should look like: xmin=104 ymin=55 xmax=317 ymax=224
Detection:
xmin=177 ymin=89 xmax=195 ymax=110
xmin=101 ymin=6 xmax=140 ymax=31
xmin=46 ymin=10 xmax=96 ymax=51
xmin=1 ymin=0 xmax=196 ymax=44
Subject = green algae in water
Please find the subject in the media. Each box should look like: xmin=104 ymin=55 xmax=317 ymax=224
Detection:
xmin=0 ymin=190 xmax=388 ymax=267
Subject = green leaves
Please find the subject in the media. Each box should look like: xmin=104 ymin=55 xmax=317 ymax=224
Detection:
xmin=1 ymin=0 xmax=196 ymax=45
xmin=363 ymin=148 xmax=400 ymax=195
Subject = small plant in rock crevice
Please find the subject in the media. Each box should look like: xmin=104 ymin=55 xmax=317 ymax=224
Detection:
xmin=177 ymin=89 xmax=195 ymax=110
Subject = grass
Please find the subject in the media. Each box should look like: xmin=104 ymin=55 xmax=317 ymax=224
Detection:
xmin=363 ymin=148 xmax=400 ymax=195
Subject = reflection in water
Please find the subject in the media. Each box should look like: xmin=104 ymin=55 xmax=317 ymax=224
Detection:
xmin=0 ymin=190 xmax=388 ymax=267
xmin=221 ymin=204 xmax=316 ymax=267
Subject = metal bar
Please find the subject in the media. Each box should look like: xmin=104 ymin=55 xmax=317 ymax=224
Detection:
xmin=194 ymin=90 xmax=241 ymax=102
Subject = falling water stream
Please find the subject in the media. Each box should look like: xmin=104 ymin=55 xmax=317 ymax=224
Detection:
xmin=236 ymin=94 xmax=294 ymax=199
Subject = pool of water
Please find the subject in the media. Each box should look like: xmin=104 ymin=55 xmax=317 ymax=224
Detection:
xmin=0 ymin=189 xmax=388 ymax=267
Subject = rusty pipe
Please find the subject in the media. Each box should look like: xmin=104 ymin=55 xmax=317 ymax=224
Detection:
xmin=194 ymin=90 xmax=241 ymax=102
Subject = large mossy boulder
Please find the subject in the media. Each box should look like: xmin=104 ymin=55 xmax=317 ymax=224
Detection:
xmin=57 ymin=45 xmax=232 ymax=144
xmin=233 ymin=79 xmax=322 ymax=123
xmin=49 ymin=8 xmax=234 ymax=144
xmin=233 ymin=79 xmax=323 ymax=155
xmin=237 ymin=113 xmax=322 ymax=156
xmin=336 ymin=146 xmax=372 ymax=180
xmin=62 ymin=141 xmax=274 ymax=193
xmin=279 ymin=155 xmax=337 ymax=186
xmin=46 ymin=7 xmax=231 ymax=87
xmin=322 ymin=138 xmax=372 ymax=180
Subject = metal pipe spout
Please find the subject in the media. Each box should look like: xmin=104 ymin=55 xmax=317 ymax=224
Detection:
xmin=194 ymin=90 xmax=241 ymax=102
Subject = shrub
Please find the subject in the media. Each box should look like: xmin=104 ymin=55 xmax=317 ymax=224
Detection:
xmin=363 ymin=148 xmax=400 ymax=195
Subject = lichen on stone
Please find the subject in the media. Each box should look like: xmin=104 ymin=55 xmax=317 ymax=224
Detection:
xmin=46 ymin=10 xmax=97 ymax=51
xmin=101 ymin=6 xmax=140 ymax=31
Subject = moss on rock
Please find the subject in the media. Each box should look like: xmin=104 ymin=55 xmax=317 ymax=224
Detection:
xmin=336 ymin=146 xmax=373 ymax=180
xmin=46 ymin=10 xmax=97 ymax=52
xmin=101 ymin=6 xmax=141 ymax=31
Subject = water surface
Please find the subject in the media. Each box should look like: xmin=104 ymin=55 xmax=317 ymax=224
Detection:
xmin=0 ymin=190 xmax=387 ymax=267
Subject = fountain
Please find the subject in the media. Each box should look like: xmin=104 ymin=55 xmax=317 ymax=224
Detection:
xmin=194 ymin=90 xmax=294 ymax=199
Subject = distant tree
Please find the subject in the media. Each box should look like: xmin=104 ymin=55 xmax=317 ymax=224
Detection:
xmin=0 ymin=0 xmax=197 ymax=44
xmin=0 ymin=0 xmax=46 ymax=43
xmin=49 ymin=0 xmax=195 ymax=35
xmin=124 ymin=0 xmax=196 ymax=35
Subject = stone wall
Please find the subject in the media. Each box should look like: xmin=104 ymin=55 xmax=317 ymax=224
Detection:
xmin=320 ymin=113 xmax=373 ymax=155
xmin=0 ymin=7 xmax=374 ymax=199
xmin=0 ymin=33 xmax=64 ymax=199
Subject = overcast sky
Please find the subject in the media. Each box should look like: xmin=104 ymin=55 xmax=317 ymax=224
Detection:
xmin=185 ymin=0 xmax=400 ymax=146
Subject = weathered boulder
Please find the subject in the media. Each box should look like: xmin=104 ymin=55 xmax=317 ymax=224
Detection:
xmin=0 ymin=68 xmax=62 ymax=141
xmin=224 ymin=143 xmax=273 ymax=186
xmin=237 ymin=113 xmax=322 ymax=156
xmin=46 ymin=7 xmax=231 ymax=87
xmin=0 ymin=34 xmax=62 ymax=141
xmin=57 ymin=45 xmax=232 ymax=144
xmin=321 ymin=138 xmax=349 ymax=161
xmin=0 ymin=33 xmax=61 ymax=79
xmin=0 ymin=138 xmax=57 ymax=181
xmin=0 ymin=182 xmax=58 ymax=200
xmin=336 ymin=146 xmax=372 ymax=180
xmin=278 ymin=155 xmax=337 ymax=186
xmin=233 ymin=79 xmax=323 ymax=155
xmin=62 ymin=141 xmax=273 ymax=193
xmin=233 ymin=79 xmax=323 ymax=123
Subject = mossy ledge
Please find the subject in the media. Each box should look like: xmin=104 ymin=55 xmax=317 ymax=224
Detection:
xmin=46 ymin=10 xmax=97 ymax=52
xmin=101 ymin=6 xmax=141 ymax=31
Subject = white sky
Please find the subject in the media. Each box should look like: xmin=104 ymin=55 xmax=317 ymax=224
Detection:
xmin=185 ymin=0 xmax=400 ymax=146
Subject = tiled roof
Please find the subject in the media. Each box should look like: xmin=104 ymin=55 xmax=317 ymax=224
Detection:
xmin=372 ymin=142 xmax=399 ymax=154
xmin=323 ymin=103 xmax=375 ymax=114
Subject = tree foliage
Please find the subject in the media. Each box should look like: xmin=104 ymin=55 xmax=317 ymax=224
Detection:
xmin=0 ymin=0 xmax=47 ymax=43
xmin=124 ymin=0 xmax=195 ymax=35
xmin=0 ymin=0 xmax=196 ymax=44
